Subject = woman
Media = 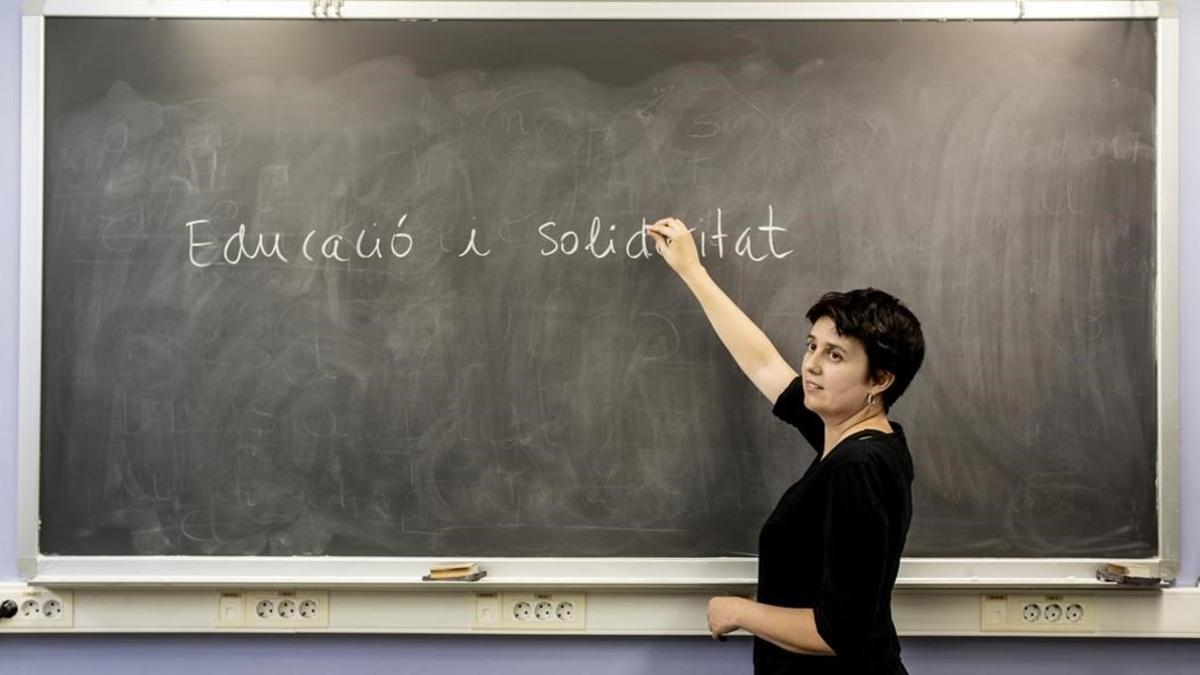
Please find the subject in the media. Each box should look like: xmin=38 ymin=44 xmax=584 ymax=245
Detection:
xmin=645 ymin=217 xmax=925 ymax=675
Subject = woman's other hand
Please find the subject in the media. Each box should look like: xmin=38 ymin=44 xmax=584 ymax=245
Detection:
xmin=645 ymin=217 xmax=703 ymax=278
xmin=707 ymin=596 xmax=746 ymax=641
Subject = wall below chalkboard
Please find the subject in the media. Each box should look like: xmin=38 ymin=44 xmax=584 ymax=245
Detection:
xmin=3 ymin=583 xmax=1200 ymax=637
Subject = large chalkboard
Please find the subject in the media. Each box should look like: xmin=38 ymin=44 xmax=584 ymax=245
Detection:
xmin=39 ymin=19 xmax=1158 ymax=559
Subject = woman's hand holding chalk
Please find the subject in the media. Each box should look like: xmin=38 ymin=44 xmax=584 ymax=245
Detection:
xmin=644 ymin=217 xmax=703 ymax=278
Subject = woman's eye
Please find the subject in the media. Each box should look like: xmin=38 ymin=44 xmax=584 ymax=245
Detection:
xmin=830 ymin=352 xmax=842 ymax=362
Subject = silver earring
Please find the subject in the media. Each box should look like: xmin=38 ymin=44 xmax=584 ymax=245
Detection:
xmin=867 ymin=393 xmax=875 ymax=407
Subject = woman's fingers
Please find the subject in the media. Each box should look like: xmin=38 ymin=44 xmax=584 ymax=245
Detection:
xmin=644 ymin=224 xmax=671 ymax=250
xmin=646 ymin=218 xmax=701 ymax=268
xmin=647 ymin=218 xmax=688 ymax=234
xmin=645 ymin=220 xmax=688 ymax=241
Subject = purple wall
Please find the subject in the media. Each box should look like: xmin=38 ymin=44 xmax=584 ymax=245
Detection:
xmin=0 ymin=0 xmax=22 ymax=583
xmin=1175 ymin=0 xmax=1199 ymax=591
xmin=0 ymin=635 xmax=1199 ymax=675
xmin=2 ymin=1 xmax=1197 ymax=672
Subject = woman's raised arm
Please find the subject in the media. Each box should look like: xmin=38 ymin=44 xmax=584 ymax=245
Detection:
xmin=645 ymin=217 xmax=797 ymax=403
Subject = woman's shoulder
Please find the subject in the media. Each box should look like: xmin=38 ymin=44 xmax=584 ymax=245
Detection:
xmin=823 ymin=427 xmax=912 ymax=476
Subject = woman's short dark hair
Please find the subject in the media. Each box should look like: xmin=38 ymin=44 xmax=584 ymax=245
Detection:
xmin=806 ymin=288 xmax=925 ymax=409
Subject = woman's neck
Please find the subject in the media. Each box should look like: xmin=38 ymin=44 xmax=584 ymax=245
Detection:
xmin=821 ymin=408 xmax=892 ymax=456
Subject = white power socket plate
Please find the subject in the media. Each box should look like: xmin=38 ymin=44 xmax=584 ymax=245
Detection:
xmin=0 ymin=588 xmax=74 ymax=630
xmin=473 ymin=592 xmax=585 ymax=631
xmin=981 ymin=594 xmax=1096 ymax=633
xmin=216 ymin=591 xmax=329 ymax=629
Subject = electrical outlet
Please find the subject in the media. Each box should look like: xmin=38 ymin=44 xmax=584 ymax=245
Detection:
xmin=0 ymin=588 xmax=74 ymax=630
xmin=496 ymin=592 xmax=586 ymax=631
xmin=981 ymin=594 xmax=1096 ymax=633
xmin=472 ymin=592 xmax=502 ymax=629
xmin=217 ymin=591 xmax=329 ymax=629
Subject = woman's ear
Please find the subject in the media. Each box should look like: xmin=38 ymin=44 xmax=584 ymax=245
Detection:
xmin=870 ymin=370 xmax=896 ymax=395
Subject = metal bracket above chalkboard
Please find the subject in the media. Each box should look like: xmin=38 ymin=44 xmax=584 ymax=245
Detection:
xmin=312 ymin=0 xmax=345 ymax=19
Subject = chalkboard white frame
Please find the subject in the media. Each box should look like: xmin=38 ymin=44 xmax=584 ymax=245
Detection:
xmin=16 ymin=0 xmax=1181 ymax=589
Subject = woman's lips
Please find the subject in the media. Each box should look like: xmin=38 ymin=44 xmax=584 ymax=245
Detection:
xmin=804 ymin=380 xmax=822 ymax=391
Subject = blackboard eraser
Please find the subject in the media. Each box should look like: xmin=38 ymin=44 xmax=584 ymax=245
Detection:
xmin=421 ymin=570 xmax=488 ymax=582
xmin=1095 ymin=563 xmax=1164 ymax=586
xmin=423 ymin=562 xmax=487 ymax=582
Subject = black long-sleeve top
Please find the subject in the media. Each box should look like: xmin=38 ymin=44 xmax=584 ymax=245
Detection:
xmin=754 ymin=376 xmax=914 ymax=675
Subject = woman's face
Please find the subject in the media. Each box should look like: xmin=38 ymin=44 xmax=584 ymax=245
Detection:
xmin=801 ymin=316 xmax=884 ymax=419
